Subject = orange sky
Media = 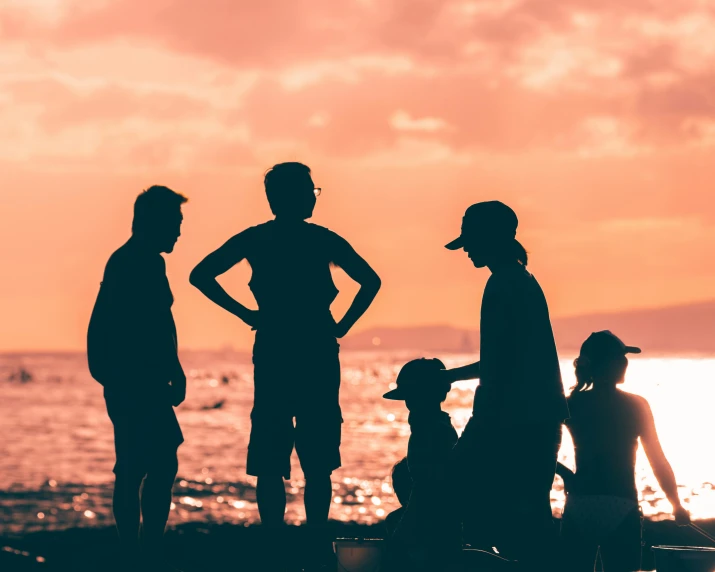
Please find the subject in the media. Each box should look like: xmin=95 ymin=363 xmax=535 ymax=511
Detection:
xmin=2 ymin=0 xmax=715 ymax=351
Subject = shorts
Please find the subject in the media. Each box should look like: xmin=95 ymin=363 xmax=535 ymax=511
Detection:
xmin=247 ymin=343 xmax=342 ymax=479
xmin=106 ymin=397 xmax=184 ymax=477
xmin=562 ymin=503 xmax=643 ymax=572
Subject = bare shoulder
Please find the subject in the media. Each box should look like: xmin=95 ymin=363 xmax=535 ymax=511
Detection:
xmin=621 ymin=391 xmax=652 ymax=422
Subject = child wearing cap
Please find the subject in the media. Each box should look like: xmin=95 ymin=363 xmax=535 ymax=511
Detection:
xmin=557 ymin=330 xmax=690 ymax=572
xmin=383 ymin=358 xmax=462 ymax=571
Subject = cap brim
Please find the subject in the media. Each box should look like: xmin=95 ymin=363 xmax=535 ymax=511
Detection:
xmin=383 ymin=388 xmax=406 ymax=400
xmin=624 ymin=346 xmax=642 ymax=354
xmin=445 ymin=236 xmax=464 ymax=250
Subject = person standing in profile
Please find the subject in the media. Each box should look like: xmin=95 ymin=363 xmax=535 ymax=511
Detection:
xmin=87 ymin=186 xmax=188 ymax=572
xmin=189 ymin=162 xmax=381 ymax=569
xmin=439 ymin=201 xmax=570 ymax=571
xmin=557 ymin=331 xmax=690 ymax=572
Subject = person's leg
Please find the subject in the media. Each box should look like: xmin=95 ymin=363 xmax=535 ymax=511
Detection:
xmin=304 ymin=472 xmax=333 ymax=526
xmin=451 ymin=417 xmax=498 ymax=550
xmin=249 ymin=353 xmax=295 ymax=529
xmin=140 ymin=450 xmax=179 ymax=553
xmin=256 ymin=475 xmax=287 ymax=526
xmin=295 ymin=353 xmax=342 ymax=569
xmin=108 ymin=406 xmax=147 ymax=560
xmin=113 ymin=468 xmax=145 ymax=555
xmin=560 ymin=520 xmax=600 ymax=572
xmin=499 ymin=423 xmax=563 ymax=571
xmin=599 ymin=509 xmax=643 ymax=572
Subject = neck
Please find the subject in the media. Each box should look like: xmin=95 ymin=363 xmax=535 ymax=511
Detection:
xmin=274 ymin=215 xmax=306 ymax=224
xmin=593 ymin=383 xmax=619 ymax=394
xmin=487 ymin=257 xmax=521 ymax=274
xmin=129 ymin=233 xmax=160 ymax=255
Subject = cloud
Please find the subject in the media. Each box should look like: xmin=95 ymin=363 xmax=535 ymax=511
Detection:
xmin=390 ymin=110 xmax=450 ymax=132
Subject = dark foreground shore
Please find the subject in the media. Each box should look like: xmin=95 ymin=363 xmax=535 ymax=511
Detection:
xmin=2 ymin=519 xmax=714 ymax=571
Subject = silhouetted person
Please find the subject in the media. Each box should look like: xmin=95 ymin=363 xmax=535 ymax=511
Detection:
xmin=557 ymin=330 xmax=690 ymax=571
xmin=385 ymin=457 xmax=412 ymax=538
xmin=189 ymin=162 xmax=381 ymax=568
xmin=87 ymin=186 xmax=188 ymax=571
xmin=383 ymin=358 xmax=462 ymax=571
xmin=383 ymin=457 xmax=413 ymax=571
xmin=439 ymin=201 xmax=569 ymax=571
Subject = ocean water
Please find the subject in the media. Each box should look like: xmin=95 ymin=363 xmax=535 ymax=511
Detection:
xmin=1 ymin=351 xmax=714 ymax=535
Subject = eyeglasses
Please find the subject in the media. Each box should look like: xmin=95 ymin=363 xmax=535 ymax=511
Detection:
xmin=313 ymin=188 xmax=322 ymax=197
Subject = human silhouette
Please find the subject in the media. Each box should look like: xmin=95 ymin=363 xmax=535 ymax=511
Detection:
xmin=87 ymin=186 xmax=188 ymax=572
xmin=385 ymin=457 xmax=412 ymax=538
xmin=189 ymin=162 xmax=381 ymax=569
xmin=439 ymin=201 xmax=570 ymax=571
xmin=383 ymin=457 xmax=412 ymax=571
xmin=383 ymin=358 xmax=462 ymax=571
xmin=557 ymin=330 xmax=690 ymax=571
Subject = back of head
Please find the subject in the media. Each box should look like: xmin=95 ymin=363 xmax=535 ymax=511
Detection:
xmin=572 ymin=331 xmax=639 ymax=393
xmin=264 ymin=162 xmax=314 ymax=219
xmin=391 ymin=457 xmax=412 ymax=507
xmin=132 ymin=185 xmax=188 ymax=234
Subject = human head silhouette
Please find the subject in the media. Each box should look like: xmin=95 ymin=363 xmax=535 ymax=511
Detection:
xmin=391 ymin=457 xmax=412 ymax=507
xmin=445 ymin=201 xmax=527 ymax=268
xmin=573 ymin=331 xmax=641 ymax=392
xmin=264 ymin=162 xmax=318 ymax=220
xmin=132 ymin=185 xmax=187 ymax=254
xmin=383 ymin=358 xmax=450 ymax=412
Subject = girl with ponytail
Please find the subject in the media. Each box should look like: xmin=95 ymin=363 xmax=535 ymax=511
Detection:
xmin=440 ymin=201 xmax=569 ymax=569
xmin=558 ymin=331 xmax=689 ymax=571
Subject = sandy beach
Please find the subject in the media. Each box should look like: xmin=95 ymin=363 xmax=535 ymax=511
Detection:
xmin=2 ymin=518 xmax=714 ymax=571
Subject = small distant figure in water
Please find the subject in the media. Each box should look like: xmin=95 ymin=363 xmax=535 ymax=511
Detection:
xmin=190 ymin=162 xmax=381 ymax=569
xmin=557 ymin=331 xmax=690 ymax=572
xmin=383 ymin=358 xmax=462 ymax=571
xmin=87 ymin=186 xmax=188 ymax=572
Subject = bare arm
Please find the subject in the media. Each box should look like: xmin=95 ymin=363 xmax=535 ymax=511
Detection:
xmin=331 ymin=236 xmax=381 ymax=338
xmin=189 ymin=235 xmax=259 ymax=329
xmin=442 ymin=362 xmax=480 ymax=383
xmin=640 ymin=398 xmax=690 ymax=523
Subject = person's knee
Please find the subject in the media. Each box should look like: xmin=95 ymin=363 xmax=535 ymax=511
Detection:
xmin=114 ymin=464 xmax=146 ymax=491
xmin=147 ymin=452 xmax=179 ymax=485
xmin=303 ymin=470 xmax=332 ymax=483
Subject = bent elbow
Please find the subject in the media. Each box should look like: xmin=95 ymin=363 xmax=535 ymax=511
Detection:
xmin=368 ymin=274 xmax=382 ymax=295
xmin=189 ymin=267 xmax=206 ymax=289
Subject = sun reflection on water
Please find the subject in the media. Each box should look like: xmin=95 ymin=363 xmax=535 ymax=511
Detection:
xmin=1 ymin=353 xmax=714 ymax=533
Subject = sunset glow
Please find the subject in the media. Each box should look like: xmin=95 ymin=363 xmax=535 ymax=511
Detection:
xmin=2 ymin=0 xmax=715 ymax=351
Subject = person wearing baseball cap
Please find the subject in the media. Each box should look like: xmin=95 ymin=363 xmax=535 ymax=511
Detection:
xmin=383 ymin=358 xmax=461 ymax=571
xmin=438 ymin=200 xmax=569 ymax=569
xmin=558 ymin=331 xmax=689 ymax=571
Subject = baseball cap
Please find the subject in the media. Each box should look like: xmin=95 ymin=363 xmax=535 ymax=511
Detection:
xmin=445 ymin=201 xmax=519 ymax=250
xmin=383 ymin=358 xmax=446 ymax=400
xmin=579 ymin=331 xmax=641 ymax=362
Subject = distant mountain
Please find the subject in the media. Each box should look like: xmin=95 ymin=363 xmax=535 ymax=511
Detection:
xmin=342 ymin=300 xmax=715 ymax=354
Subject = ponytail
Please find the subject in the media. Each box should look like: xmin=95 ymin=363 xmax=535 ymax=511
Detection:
xmin=572 ymin=356 xmax=594 ymax=392
xmin=513 ymin=238 xmax=528 ymax=266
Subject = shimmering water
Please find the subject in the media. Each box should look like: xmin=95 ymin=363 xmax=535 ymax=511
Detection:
xmin=1 ymin=352 xmax=714 ymax=535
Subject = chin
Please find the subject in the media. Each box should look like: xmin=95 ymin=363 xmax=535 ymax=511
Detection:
xmin=162 ymin=243 xmax=177 ymax=254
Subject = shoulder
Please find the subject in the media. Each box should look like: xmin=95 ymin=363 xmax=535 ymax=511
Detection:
xmin=307 ymin=223 xmax=352 ymax=251
xmin=103 ymin=243 xmax=136 ymax=279
xmin=307 ymin=222 xmax=343 ymax=241
xmin=225 ymin=222 xmax=271 ymax=247
xmin=623 ymin=391 xmax=651 ymax=416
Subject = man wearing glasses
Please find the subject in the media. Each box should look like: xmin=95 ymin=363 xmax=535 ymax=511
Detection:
xmin=190 ymin=162 xmax=381 ymax=569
